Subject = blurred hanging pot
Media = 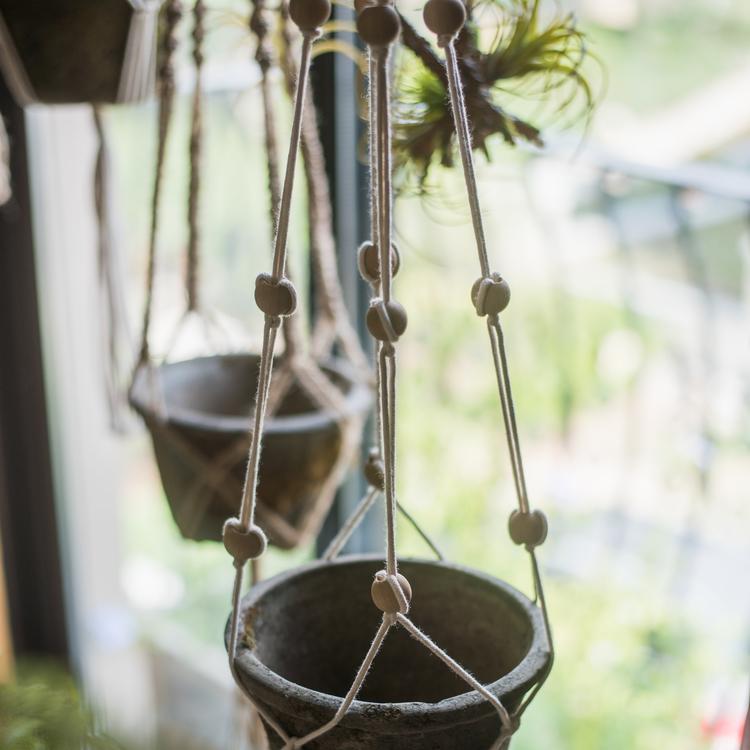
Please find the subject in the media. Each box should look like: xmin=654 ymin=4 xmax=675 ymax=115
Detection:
xmin=130 ymin=0 xmax=371 ymax=547
xmin=130 ymin=354 xmax=370 ymax=545
xmin=228 ymin=555 xmax=552 ymax=749
xmin=0 ymin=0 xmax=159 ymax=106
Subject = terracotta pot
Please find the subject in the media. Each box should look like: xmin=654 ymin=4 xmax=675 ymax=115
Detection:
xmin=229 ymin=555 xmax=552 ymax=749
xmin=130 ymin=354 xmax=370 ymax=547
xmin=0 ymin=0 xmax=157 ymax=105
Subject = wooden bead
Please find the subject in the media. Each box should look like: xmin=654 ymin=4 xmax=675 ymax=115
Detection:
xmin=471 ymin=273 xmax=511 ymax=316
xmin=423 ymin=0 xmax=466 ymax=38
xmin=366 ymin=300 xmax=407 ymax=341
xmin=508 ymin=509 xmax=548 ymax=548
xmin=357 ymin=241 xmax=401 ymax=285
xmin=289 ymin=0 xmax=331 ymax=31
xmin=255 ymin=273 xmax=297 ymax=316
xmin=364 ymin=449 xmax=385 ymax=490
xmin=223 ymin=518 xmax=267 ymax=561
xmin=356 ymin=4 xmax=401 ymax=47
xmin=371 ymin=570 xmax=412 ymax=613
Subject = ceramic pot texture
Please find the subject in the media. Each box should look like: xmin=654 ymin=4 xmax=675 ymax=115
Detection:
xmin=130 ymin=354 xmax=370 ymax=546
xmin=230 ymin=556 xmax=552 ymax=749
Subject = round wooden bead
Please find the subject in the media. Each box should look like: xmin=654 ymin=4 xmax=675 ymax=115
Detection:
xmin=423 ymin=0 xmax=466 ymax=38
xmin=255 ymin=273 xmax=297 ymax=316
xmin=371 ymin=570 xmax=412 ymax=613
xmin=364 ymin=449 xmax=385 ymax=490
xmin=289 ymin=0 xmax=331 ymax=31
xmin=366 ymin=300 xmax=408 ymax=341
xmin=356 ymin=4 xmax=401 ymax=47
xmin=357 ymin=241 xmax=401 ymax=285
xmin=508 ymin=509 xmax=548 ymax=548
xmin=471 ymin=273 xmax=511 ymax=316
xmin=223 ymin=518 xmax=268 ymax=561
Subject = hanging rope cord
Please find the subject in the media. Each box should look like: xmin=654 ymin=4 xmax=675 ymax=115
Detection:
xmin=433 ymin=0 xmax=554 ymax=717
xmin=225 ymin=12 xmax=321 ymax=741
xmin=135 ymin=0 xmax=182 ymax=371
xmin=322 ymin=40 xmax=444 ymax=563
xmin=226 ymin=3 xmax=549 ymax=748
xmin=186 ymin=0 xmax=205 ymax=312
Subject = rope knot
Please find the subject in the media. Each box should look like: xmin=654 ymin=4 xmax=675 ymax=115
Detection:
xmin=356 ymin=3 xmax=401 ymax=47
xmin=371 ymin=570 xmax=412 ymax=614
xmin=255 ymin=272 xmax=297 ymax=317
xmin=424 ymin=0 xmax=467 ymax=43
xmin=471 ymin=273 xmax=511 ymax=317
xmin=289 ymin=0 xmax=331 ymax=33
xmin=357 ymin=240 xmax=401 ymax=286
xmin=366 ymin=298 xmax=408 ymax=342
xmin=508 ymin=509 xmax=548 ymax=549
xmin=222 ymin=518 xmax=267 ymax=565
xmin=363 ymin=448 xmax=385 ymax=491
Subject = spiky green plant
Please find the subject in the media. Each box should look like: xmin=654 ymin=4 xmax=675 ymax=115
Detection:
xmin=395 ymin=0 xmax=597 ymax=185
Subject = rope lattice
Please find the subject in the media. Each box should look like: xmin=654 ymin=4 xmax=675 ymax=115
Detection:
xmin=225 ymin=1 xmax=553 ymax=748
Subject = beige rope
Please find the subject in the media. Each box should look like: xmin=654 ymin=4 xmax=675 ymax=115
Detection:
xmin=225 ymin=4 xmax=551 ymax=748
xmin=434 ymin=15 xmax=554 ymax=731
xmin=226 ymin=16 xmax=326 ymax=735
xmin=279 ymin=3 xmax=369 ymax=374
xmin=136 ymin=0 xmax=182 ymax=369
xmin=282 ymin=615 xmax=394 ymax=749
xmin=186 ymin=0 xmax=205 ymax=312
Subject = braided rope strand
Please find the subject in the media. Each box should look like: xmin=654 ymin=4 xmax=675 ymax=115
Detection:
xmin=136 ymin=0 xmax=182 ymax=367
xmin=186 ymin=0 xmax=205 ymax=311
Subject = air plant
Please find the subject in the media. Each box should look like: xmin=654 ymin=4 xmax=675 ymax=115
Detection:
xmin=394 ymin=0 xmax=596 ymax=185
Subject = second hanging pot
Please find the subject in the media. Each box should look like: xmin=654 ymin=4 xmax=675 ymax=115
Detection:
xmin=131 ymin=353 xmax=370 ymax=546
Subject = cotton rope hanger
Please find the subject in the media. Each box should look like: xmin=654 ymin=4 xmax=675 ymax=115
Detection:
xmin=275 ymin=0 xmax=443 ymax=562
xmin=248 ymin=0 xmax=350 ymax=425
xmin=225 ymin=0 xmax=551 ymax=747
xmin=132 ymin=0 xmax=228 ymax=403
xmin=131 ymin=0 xmax=182 ymax=418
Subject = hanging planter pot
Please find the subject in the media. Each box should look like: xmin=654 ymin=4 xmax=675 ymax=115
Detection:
xmin=130 ymin=354 xmax=370 ymax=545
xmin=130 ymin=0 xmax=371 ymax=547
xmin=228 ymin=556 xmax=552 ymax=750
xmin=0 ymin=0 xmax=159 ymax=106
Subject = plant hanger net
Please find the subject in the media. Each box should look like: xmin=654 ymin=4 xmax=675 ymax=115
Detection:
xmin=224 ymin=0 xmax=553 ymax=747
xmin=131 ymin=0 xmax=371 ymax=549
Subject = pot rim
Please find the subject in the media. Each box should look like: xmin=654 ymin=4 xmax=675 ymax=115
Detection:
xmin=230 ymin=554 xmax=552 ymax=736
xmin=129 ymin=353 xmax=371 ymax=435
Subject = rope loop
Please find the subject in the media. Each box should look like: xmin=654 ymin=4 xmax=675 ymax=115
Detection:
xmin=472 ymin=272 xmax=511 ymax=317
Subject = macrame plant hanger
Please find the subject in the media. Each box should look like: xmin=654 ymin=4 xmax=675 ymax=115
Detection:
xmin=131 ymin=0 xmax=369 ymax=549
xmin=224 ymin=0 xmax=552 ymax=748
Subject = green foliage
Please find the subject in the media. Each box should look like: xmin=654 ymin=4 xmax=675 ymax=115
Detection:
xmin=394 ymin=0 xmax=597 ymax=186
xmin=0 ymin=664 xmax=123 ymax=750
xmin=515 ymin=581 xmax=709 ymax=750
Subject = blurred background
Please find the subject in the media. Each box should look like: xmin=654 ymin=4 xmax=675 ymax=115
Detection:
xmin=1 ymin=0 xmax=749 ymax=748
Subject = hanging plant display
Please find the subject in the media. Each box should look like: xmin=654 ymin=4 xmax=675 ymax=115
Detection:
xmin=130 ymin=0 xmax=372 ymax=549
xmin=216 ymin=0 xmax=595 ymax=744
xmin=0 ymin=0 xmax=160 ymax=106
xmin=394 ymin=0 xmax=595 ymax=185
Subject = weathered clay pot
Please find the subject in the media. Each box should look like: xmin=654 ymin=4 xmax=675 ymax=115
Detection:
xmin=230 ymin=555 xmax=552 ymax=749
xmin=130 ymin=354 xmax=370 ymax=546
xmin=0 ymin=0 xmax=156 ymax=105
